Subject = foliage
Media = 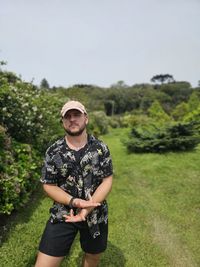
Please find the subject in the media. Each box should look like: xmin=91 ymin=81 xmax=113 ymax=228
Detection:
xmin=104 ymin=86 xmax=171 ymax=115
xmin=107 ymin=115 xmax=121 ymax=129
xmin=0 ymin=74 xmax=66 ymax=215
xmin=122 ymin=113 xmax=151 ymax=128
xmin=0 ymin=70 xmax=21 ymax=85
xmin=0 ymin=78 xmax=66 ymax=152
xmin=139 ymin=89 xmax=171 ymax=112
xmin=54 ymin=85 xmax=105 ymax=113
xmin=40 ymin=78 xmax=50 ymax=89
xmin=30 ymin=89 xmax=67 ymax=152
xmin=159 ymin=81 xmax=192 ymax=107
xmin=187 ymin=91 xmax=200 ymax=111
xmin=0 ymin=127 xmax=40 ymax=214
xmin=126 ymin=121 xmax=200 ymax=153
xmin=171 ymin=92 xmax=200 ymax=122
xmin=110 ymin=80 xmax=129 ymax=88
xmin=172 ymin=102 xmax=189 ymax=121
xmin=148 ymin=100 xmax=171 ymax=123
xmin=0 ymin=78 xmax=44 ymax=144
xmin=151 ymin=74 xmax=174 ymax=84
xmin=87 ymin=111 xmax=110 ymax=137
xmin=184 ymin=104 xmax=200 ymax=123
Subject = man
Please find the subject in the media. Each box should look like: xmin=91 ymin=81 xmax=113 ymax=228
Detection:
xmin=35 ymin=100 xmax=113 ymax=267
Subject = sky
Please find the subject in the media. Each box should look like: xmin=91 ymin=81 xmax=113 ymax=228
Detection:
xmin=0 ymin=0 xmax=200 ymax=88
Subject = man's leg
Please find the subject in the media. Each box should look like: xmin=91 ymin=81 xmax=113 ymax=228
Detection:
xmin=80 ymin=222 xmax=108 ymax=267
xmin=36 ymin=220 xmax=78 ymax=266
xmin=82 ymin=253 xmax=101 ymax=267
xmin=35 ymin=252 xmax=64 ymax=267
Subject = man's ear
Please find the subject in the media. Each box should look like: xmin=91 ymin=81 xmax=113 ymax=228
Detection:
xmin=85 ymin=115 xmax=89 ymax=125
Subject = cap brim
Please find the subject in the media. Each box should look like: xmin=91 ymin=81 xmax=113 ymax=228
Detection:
xmin=62 ymin=107 xmax=85 ymax=117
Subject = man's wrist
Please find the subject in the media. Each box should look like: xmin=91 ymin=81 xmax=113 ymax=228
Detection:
xmin=68 ymin=197 xmax=76 ymax=209
xmin=85 ymin=206 xmax=93 ymax=215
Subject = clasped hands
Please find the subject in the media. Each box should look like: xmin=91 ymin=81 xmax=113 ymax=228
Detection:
xmin=63 ymin=195 xmax=100 ymax=223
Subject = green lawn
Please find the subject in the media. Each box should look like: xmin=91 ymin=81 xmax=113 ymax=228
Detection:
xmin=0 ymin=128 xmax=200 ymax=267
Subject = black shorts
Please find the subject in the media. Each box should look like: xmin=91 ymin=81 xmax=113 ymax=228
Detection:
xmin=39 ymin=220 xmax=108 ymax=257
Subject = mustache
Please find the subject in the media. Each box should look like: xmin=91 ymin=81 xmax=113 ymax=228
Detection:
xmin=69 ymin=123 xmax=79 ymax=127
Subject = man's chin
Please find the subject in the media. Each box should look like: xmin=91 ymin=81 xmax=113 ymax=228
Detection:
xmin=65 ymin=128 xmax=85 ymax=136
xmin=67 ymin=131 xmax=81 ymax=136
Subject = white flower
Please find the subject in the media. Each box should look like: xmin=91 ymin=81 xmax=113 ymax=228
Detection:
xmin=22 ymin=103 xmax=29 ymax=107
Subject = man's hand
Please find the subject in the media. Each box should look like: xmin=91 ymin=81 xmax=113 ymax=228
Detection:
xmin=63 ymin=209 xmax=88 ymax=222
xmin=72 ymin=195 xmax=100 ymax=209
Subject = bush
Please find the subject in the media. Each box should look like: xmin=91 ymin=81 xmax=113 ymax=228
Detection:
xmin=87 ymin=111 xmax=110 ymax=137
xmin=122 ymin=113 xmax=153 ymax=128
xmin=125 ymin=121 xmax=200 ymax=153
xmin=148 ymin=100 xmax=171 ymax=123
xmin=0 ymin=78 xmax=67 ymax=153
xmin=172 ymin=102 xmax=189 ymax=121
xmin=0 ymin=80 xmax=44 ymax=144
xmin=0 ymin=126 xmax=41 ymax=214
xmin=108 ymin=116 xmax=121 ymax=129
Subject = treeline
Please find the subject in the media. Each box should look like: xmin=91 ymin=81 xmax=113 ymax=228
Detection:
xmin=1 ymin=67 xmax=200 ymax=215
xmin=52 ymin=80 xmax=197 ymax=115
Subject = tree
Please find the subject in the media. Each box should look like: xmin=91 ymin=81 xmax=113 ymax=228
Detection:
xmin=148 ymin=100 xmax=171 ymax=123
xmin=40 ymin=78 xmax=50 ymax=89
xmin=110 ymin=80 xmax=128 ymax=89
xmin=159 ymin=81 xmax=192 ymax=107
xmin=0 ymin=60 xmax=7 ymax=71
xmin=172 ymin=102 xmax=189 ymax=121
xmin=187 ymin=91 xmax=200 ymax=112
xmin=151 ymin=74 xmax=174 ymax=84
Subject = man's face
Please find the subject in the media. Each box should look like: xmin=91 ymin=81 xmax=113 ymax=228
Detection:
xmin=62 ymin=109 xmax=88 ymax=136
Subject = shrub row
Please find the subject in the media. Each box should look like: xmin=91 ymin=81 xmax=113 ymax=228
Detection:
xmin=0 ymin=126 xmax=41 ymax=214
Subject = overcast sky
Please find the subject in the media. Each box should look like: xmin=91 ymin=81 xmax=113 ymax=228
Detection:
xmin=1 ymin=0 xmax=200 ymax=88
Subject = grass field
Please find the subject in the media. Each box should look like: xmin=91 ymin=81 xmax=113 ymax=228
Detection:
xmin=0 ymin=128 xmax=200 ymax=266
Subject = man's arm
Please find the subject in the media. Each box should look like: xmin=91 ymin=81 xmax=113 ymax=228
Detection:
xmin=43 ymin=184 xmax=72 ymax=205
xmin=43 ymin=184 xmax=100 ymax=208
xmin=89 ymin=175 xmax=113 ymax=202
xmin=83 ymin=174 xmax=113 ymax=214
xmin=64 ymin=175 xmax=113 ymax=222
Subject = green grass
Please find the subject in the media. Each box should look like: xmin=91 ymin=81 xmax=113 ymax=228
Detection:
xmin=0 ymin=128 xmax=200 ymax=266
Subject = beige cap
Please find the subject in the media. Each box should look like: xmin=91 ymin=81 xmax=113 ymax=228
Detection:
xmin=61 ymin=100 xmax=87 ymax=117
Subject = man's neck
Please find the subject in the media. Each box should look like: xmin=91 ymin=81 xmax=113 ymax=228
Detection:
xmin=65 ymin=131 xmax=88 ymax=150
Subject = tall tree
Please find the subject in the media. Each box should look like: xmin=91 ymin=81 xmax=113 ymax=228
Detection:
xmin=40 ymin=78 xmax=50 ymax=89
xmin=151 ymin=74 xmax=174 ymax=84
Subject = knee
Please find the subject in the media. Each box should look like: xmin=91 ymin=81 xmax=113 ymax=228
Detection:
xmin=84 ymin=252 xmax=101 ymax=262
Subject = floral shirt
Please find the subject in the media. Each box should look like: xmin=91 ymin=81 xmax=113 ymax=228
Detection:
xmin=40 ymin=135 xmax=113 ymax=238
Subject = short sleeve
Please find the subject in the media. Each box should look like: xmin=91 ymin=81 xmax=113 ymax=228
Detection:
xmin=99 ymin=143 xmax=113 ymax=179
xmin=40 ymin=149 xmax=58 ymax=184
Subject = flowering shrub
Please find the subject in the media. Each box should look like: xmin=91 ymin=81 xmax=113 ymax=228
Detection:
xmin=0 ymin=126 xmax=40 ymax=214
xmin=0 ymin=79 xmax=44 ymax=143
xmin=0 ymin=73 xmax=67 ymax=214
xmin=0 ymin=77 xmax=66 ymax=152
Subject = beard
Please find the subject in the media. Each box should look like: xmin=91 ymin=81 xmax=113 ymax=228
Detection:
xmin=65 ymin=124 xmax=86 ymax=136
